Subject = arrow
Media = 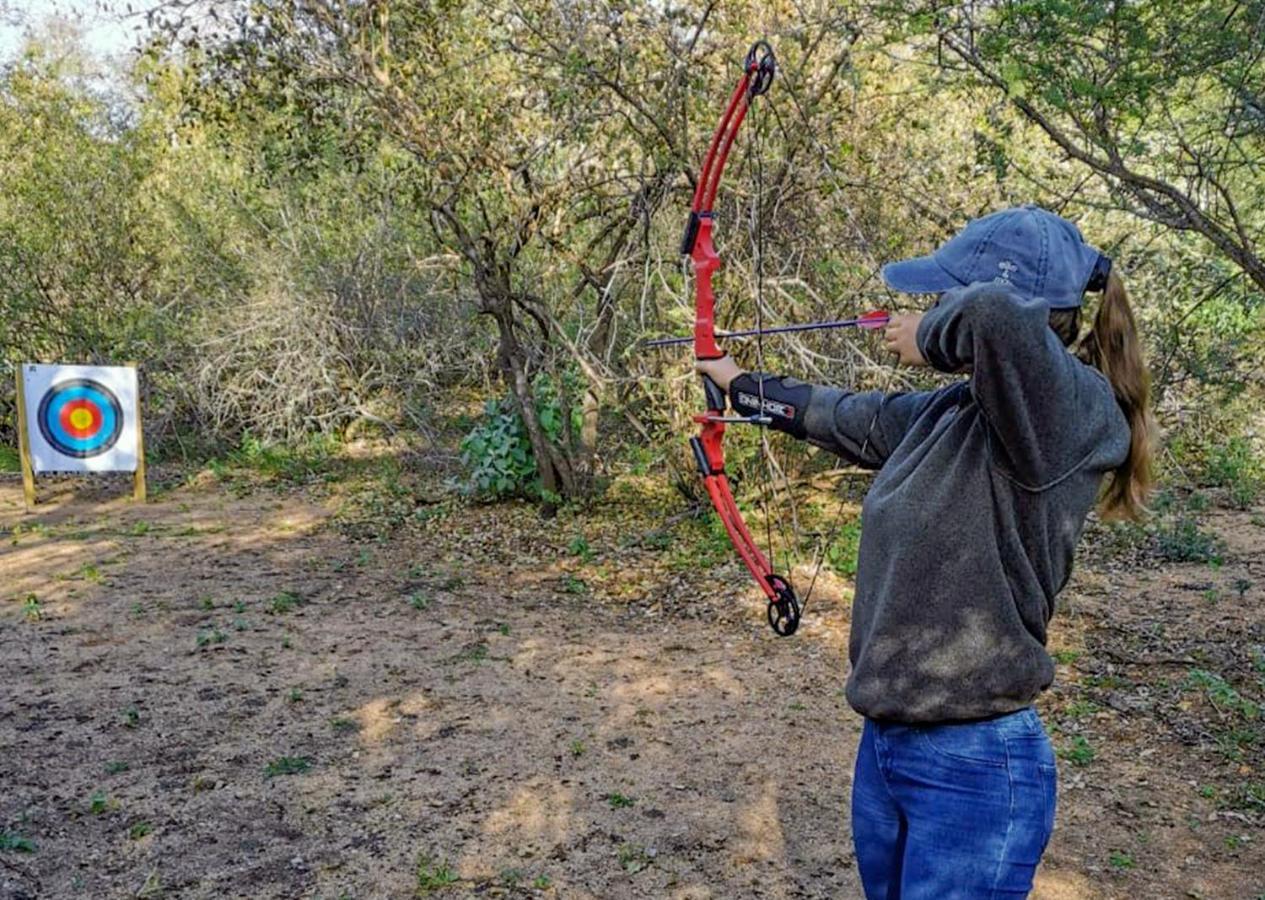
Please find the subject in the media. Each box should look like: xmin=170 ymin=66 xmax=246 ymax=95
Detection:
xmin=645 ymin=310 xmax=890 ymax=347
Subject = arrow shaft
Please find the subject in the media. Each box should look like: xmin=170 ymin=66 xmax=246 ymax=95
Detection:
xmin=645 ymin=312 xmax=889 ymax=347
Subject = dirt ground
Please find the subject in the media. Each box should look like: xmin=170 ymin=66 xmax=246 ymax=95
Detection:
xmin=1 ymin=469 xmax=1262 ymax=899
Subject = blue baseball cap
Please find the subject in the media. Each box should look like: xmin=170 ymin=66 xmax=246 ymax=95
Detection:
xmin=881 ymin=204 xmax=1110 ymax=308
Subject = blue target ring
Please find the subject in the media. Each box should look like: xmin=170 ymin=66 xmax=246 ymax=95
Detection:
xmin=37 ymin=378 xmax=124 ymax=459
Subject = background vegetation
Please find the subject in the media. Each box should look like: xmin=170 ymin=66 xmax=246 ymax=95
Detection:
xmin=1 ymin=0 xmax=1261 ymax=515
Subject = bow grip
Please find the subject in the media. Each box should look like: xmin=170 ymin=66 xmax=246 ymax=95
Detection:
xmin=700 ymin=373 xmax=727 ymax=412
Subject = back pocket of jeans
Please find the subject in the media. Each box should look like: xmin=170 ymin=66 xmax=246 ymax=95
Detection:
xmin=916 ymin=722 xmax=1008 ymax=767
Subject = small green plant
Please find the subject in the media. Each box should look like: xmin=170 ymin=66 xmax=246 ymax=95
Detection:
xmin=570 ymin=739 xmax=586 ymax=758
xmin=533 ymin=874 xmax=552 ymax=889
xmin=1153 ymin=516 xmax=1223 ymax=564
xmin=1108 ymin=849 xmax=1135 ymax=869
xmin=128 ymin=822 xmax=152 ymax=840
xmin=130 ymin=602 xmax=145 ymax=618
xmin=330 ymin=717 xmax=360 ymax=734
xmin=264 ymin=756 xmax=312 ymax=778
xmin=1060 ymin=735 xmax=1095 ymax=767
xmin=1204 ymin=437 xmax=1263 ymax=509
xmin=497 ymin=622 xmax=510 ymax=636
xmin=196 ymin=628 xmax=227 ymax=648
xmin=105 ymin=761 xmax=130 ymax=775
xmin=89 ymin=791 xmax=109 ymax=814
xmin=824 ymin=519 xmax=863 ymax=578
xmin=561 ymin=574 xmax=589 ymax=594
xmin=408 ymin=593 xmax=430 ymax=611
xmin=606 ymin=792 xmax=636 ymax=809
xmin=127 ymin=520 xmax=151 ymax=536
xmin=499 ymin=868 xmax=523 ymax=887
xmin=416 ymin=855 xmax=459 ymax=891
xmin=121 ymin=707 xmax=140 ymax=729
xmin=200 ymin=596 xmax=215 ymax=611
xmin=288 ymin=688 xmax=304 ymax=703
xmin=266 ymin=591 xmax=303 ymax=614
xmin=22 ymin=594 xmax=41 ymax=622
xmin=568 ymin=535 xmax=595 ymax=562
xmin=617 ymin=842 xmax=652 ymax=874
xmin=0 ymin=832 xmax=36 ymax=853
xmin=1051 ymin=649 xmax=1081 ymax=665
xmin=233 ymin=600 xmax=247 ymax=613
xmin=1064 ymin=700 xmax=1101 ymax=720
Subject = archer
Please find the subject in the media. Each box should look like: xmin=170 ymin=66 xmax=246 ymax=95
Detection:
xmin=698 ymin=204 xmax=1155 ymax=898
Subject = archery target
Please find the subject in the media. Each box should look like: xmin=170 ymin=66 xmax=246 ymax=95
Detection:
xmin=21 ymin=365 xmax=140 ymax=473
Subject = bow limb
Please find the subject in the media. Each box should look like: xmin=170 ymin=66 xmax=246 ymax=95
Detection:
xmin=684 ymin=41 xmax=800 ymax=637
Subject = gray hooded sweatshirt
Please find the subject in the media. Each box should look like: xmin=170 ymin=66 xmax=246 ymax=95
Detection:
xmin=729 ymin=282 xmax=1130 ymax=722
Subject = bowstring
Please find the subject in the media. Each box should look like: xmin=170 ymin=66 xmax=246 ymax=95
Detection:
xmin=757 ymin=87 xmax=907 ymax=614
xmin=746 ymin=81 xmax=801 ymax=612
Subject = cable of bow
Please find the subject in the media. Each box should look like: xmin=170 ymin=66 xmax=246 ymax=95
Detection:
xmin=681 ymin=40 xmax=801 ymax=637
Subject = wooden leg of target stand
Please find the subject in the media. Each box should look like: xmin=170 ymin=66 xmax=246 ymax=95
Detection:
xmin=129 ymin=362 xmax=146 ymax=503
xmin=13 ymin=367 xmax=36 ymax=511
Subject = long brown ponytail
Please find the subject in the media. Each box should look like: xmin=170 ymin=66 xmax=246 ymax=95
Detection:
xmin=1073 ymin=271 xmax=1156 ymax=520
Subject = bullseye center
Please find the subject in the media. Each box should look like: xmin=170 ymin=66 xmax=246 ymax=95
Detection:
xmin=69 ymin=408 xmax=95 ymax=430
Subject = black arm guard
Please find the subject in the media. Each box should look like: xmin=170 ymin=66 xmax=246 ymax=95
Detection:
xmin=729 ymin=372 xmax=812 ymax=439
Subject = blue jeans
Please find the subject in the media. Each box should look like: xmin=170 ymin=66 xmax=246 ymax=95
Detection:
xmin=852 ymin=707 xmax=1057 ymax=899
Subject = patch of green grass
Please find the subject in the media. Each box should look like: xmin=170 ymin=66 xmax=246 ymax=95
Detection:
xmin=127 ymin=520 xmax=151 ymax=537
xmin=416 ymin=855 xmax=459 ymax=891
xmin=105 ymin=761 xmax=130 ymax=775
xmin=561 ymin=574 xmax=589 ymax=594
xmin=121 ymin=706 xmax=140 ymax=729
xmin=22 ymin=594 xmax=42 ymax=622
xmin=264 ymin=756 xmax=312 ymax=778
xmin=0 ymin=446 xmax=21 ymax=473
xmin=1108 ymin=849 xmax=1135 ymax=870
xmin=266 ymin=591 xmax=303 ymax=614
xmin=408 ymin=592 xmax=430 ymax=611
xmin=76 ymin=562 xmax=102 ymax=582
xmin=533 ymin=874 xmax=551 ymax=889
xmin=89 ymin=791 xmax=110 ymax=814
xmin=606 ymin=792 xmax=636 ymax=809
xmin=617 ymin=842 xmax=652 ymax=874
xmin=568 ymin=535 xmax=595 ymax=562
xmin=196 ymin=628 xmax=227 ymax=648
xmin=287 ymin=688 xmax=303 ymax=703
xmin=0 ymin=832 xmax=35 ymax=853
xmin=330 ymin=717 xmax=359 ymax=734
xmin=570 ymin=739 xmax=586 ymax=758
xmin=1059 ymin=735 xmax=1095 ymax=767
xmin=1051 ymin=649 xmax=1081 ymax=665
xmin=446 ymin=643 xmax=489 ymax=666
xmin=1063 ymin=700 xmax=1101 ymax=720
xmin=128 ymin=822 xmax=152 ymax=840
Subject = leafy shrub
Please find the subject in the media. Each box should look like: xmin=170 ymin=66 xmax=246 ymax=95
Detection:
xmin=1204 ymin=437 xmax=1263 ymax=509
xmin=459 ymin=399 xmax=539 ymax=498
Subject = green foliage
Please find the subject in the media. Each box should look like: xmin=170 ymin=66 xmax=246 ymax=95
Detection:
xmin=264 ymin=756 xmax=312 ymax=778
xmin=460 ymin=399 xmax=539 ymax=498
xmin=1204 ymin=437 xmax=1264 ymax=509
xmin=0 ymin=832 xmax=35 ymax=853
xmin=416 ymin=855 xmax=459 ymax=891
xmin=825 ymin=520 xmax=864 ymax=578
xmin=1059 ymin=735 xmax=1096 ymax=767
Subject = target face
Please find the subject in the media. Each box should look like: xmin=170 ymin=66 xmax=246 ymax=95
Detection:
xmin=21 ymin=364 xmax=140 ymax=473
xmin=37 ymin=379 xmax=124 ymax=458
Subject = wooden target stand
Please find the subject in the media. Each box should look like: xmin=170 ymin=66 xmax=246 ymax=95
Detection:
xmin=14 ymin=363 xmax=147 ymax=511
